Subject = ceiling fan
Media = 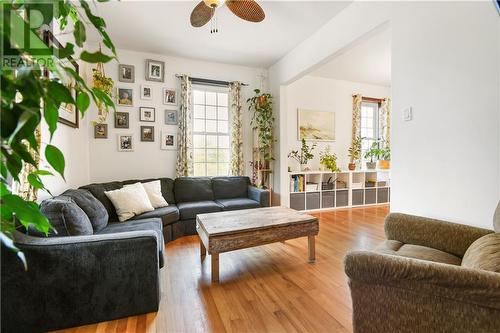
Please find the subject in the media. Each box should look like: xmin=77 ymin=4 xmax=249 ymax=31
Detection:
xmin=190 ymin=0 xmax=265 ymax=33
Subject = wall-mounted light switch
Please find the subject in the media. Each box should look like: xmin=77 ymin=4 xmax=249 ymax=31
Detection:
xmin=403 ymin=107 xmax=413 ymax=121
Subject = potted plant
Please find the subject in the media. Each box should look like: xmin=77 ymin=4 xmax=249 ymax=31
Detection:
xmin=364 ymin=141 xmax=380 ymax=169
xmin=319 ymin=146 xmax=341 ymax=172
xmin=348 ymin=136 xmax=362 ymax=170
xmin=248 ymin=89 xmax=274 ymax=165
xmin=288 ymin=138 xmax=316 ymax=171
xmin=378 ymin=147 xmax=391 ymax=169
xmin=92 ymin=61 xmax=114 ymax=123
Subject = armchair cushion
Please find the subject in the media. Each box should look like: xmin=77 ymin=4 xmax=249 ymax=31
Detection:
xmin=39 ymin=196 xmax=93 ymax=237
xmin=375 ymin=240 xmax=461 ymax=265
xmin=462 ymin=233 xmax=500 ymax=273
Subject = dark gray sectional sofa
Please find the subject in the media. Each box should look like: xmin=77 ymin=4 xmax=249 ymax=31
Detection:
xmin=1 ymin=176 xmax=269 ymax=333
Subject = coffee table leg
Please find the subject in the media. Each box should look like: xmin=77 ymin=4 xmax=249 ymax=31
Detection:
xmin=308 ymin=235 xmax=316 ymax=263
xmin=211 ymin=253 xmax=219 ymax=283
xmin=200 ymin=238 xmax=206 ymax=258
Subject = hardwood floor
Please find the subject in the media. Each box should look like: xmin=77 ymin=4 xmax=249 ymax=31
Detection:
xmin=52 ymin=206 xmax=389 ymax=333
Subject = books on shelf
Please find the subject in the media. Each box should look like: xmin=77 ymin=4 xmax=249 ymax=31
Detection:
xmin=290 ymin=175 xmax=306 ymax=192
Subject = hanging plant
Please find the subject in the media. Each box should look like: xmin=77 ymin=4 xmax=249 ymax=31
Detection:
xmin=92 ymin=59 xmax=114 ymax=124
xmin=248 ymin=89 xmax=275 ymax=162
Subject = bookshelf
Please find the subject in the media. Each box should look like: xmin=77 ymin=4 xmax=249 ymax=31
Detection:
xmin=288 ymin=170 xmax=390 ymax=211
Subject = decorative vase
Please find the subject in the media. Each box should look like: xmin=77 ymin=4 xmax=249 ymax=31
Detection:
xmin=366 ymin=162 xmax=377 ymax=170
xmin=348 ymin=163 xmax=356 ymax=171
xmin=300 ymin=164 xmax=310 ymax=171
xmin=378 ymin=160 xmax=390 ymax=170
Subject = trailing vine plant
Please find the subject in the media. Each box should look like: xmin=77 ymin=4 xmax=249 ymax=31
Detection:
xmin=248 ymin=89 xmax=274 ymax=161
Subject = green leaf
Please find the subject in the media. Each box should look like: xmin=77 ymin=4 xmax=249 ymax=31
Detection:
xmin=80 ymin=51 xmax=114 ymax=63
xmin=0 ymin=160 xmax=7 ymax=179
xmin=0 ymin=182 xmax=10 ymax=197
xmin=11 ymin=142 xmax=36 ymax=166
xmin=27 ymin=173 xmax=45 ymax=190
xmin=4 ymin=151 xmax=22 ymax=181
xmin=92 ymin=88 xmax=115 ymax=110
xmin=48 ymin=81 xmax=74 ymax=105
xmin=33 ymin=170 xmax=53 ymax=176
xmin=2 ymin=195 xmax=51 ymax=235
xmin=45 ymin=144 xmax=65 ymax=180
xmin=73 ymin=21 xmax=86 ymax=48
xmin=44 ymin=101 xmax=59 ymax=139
xmin=76 ymin=91 xmax=90 ymax=114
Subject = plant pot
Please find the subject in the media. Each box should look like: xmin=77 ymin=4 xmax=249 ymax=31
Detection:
xmin=300 ymin=164 xmax=310 ymax=171
xmin=378 ymin=160 xmax=390 ymax=170
xmin=348 ymin=163 xmax=356 ymax=171
xmin=366 ymin=162 xmax=377 ymax=170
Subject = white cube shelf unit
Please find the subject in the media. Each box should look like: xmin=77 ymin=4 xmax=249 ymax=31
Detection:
xmin=288 ymin=170 xmax=390 ymax=212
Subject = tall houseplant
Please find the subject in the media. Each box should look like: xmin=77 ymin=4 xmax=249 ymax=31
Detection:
xmin=1 ymin=0 xmax=117 ymax=264
xmin=348 ymin=136 xmax=362 ymax=170
xmin=248 ymin=89 xmax=274 ymax=163
xmin=288 ymin=138 xmax=317 ymax=171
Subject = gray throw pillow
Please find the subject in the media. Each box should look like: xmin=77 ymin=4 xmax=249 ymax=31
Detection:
xmin=462 ymin=233 xmax=500 ymax=273
xmin=39 ymin=196 xmax=93 ymax=237
xmin=63 ymin=189 xmax=109 ymax=232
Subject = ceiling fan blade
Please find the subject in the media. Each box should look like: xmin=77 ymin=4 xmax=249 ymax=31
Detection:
xmin=190 ymin=1 xmax=214 ymax=27
xmin=226 ymin=0 xmax=265 ymax=23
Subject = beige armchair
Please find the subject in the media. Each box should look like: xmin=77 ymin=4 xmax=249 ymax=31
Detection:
xmin=344 ymin=206 xmax=500 ymax=333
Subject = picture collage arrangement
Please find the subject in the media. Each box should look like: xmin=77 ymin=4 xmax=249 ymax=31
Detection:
xmin=94 ymin=59 xmax=178 ymax=152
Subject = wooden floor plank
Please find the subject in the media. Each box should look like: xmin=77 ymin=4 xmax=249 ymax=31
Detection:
xmin=51 ymin=205 xmax=388 ymax=333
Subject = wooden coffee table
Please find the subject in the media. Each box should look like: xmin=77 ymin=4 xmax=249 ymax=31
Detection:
xmin=196 ymin=206 xmax=319 ymax=283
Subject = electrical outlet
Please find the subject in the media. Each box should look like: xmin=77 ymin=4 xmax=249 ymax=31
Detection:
xmin=403 ymin=107 xmax=413 ymax=121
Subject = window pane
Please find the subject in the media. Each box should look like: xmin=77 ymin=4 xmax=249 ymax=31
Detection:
xmin=206 ymin=135 xmax=217 ymax=148
xmin=194 ymin=119 xmax=205 ymax=132
xmin=194 ymin=163 xmax=206 ymax=176
xmin=206 ymin=163 xmax=217 ymax=176
xmin=218 ymin=120 xmax=228 ymax=133
xmin=207 ymin=149 xmax=217 ymax=162
xmin=206 ymin=106 xmax=217 ymax=119
xmin=193 ymin=90 xmax=205 ymax=105
xmin=206 ymin=120 xmax=217 ymax=133
xmin=218 ymin=163 xmax=229 ymax=176
xmin=218 ymin=107 xmax=228 ymax=120
xmin=206 ymin=92 xmax=216 ymax=105
xmin=194 ymin=105 xmax=205 ymax=118
xmin=219 ymin=136 xmax=229 ymax=148
xmin=218 ymin=149 xmax=229 ymax=162
xmin=194 ymin=135 xmax=205 ymax=148
xmin=194 ymin=149 xmax=206 ymax=162
xmin=218 ymin=93 xmax=228 ymax=107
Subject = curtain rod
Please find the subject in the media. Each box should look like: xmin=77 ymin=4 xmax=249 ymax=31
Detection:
xmin=175 ymin=74 xmax=249 ymax=87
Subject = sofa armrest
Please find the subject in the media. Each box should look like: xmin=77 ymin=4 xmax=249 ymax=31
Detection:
xmin=2 ymin=231 xmax=160 ymax=332
xmin=344 ymin=250 xmax=500 ymax=310
xmin=384 ymin=213 xmax=493 ymax=257
xmin=248 ymin=185 xmax=270 ymax=207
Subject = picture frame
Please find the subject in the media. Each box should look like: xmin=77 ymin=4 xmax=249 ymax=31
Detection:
xmin=165 ymin=109 xmax=178 ymax=125
xmin=117 ymin=87 xmax=133 ymax=106
xmin=140 ymin=84 xmax=153 ymax=100
xmin=145 ymin=59 xmax=165 ymax=82
xmin=162 ymin=88 xmax=177 ymax=106
xmin=140 ymin=107 xmax=155 ymax=122
xmin=297 ymin=108 xmax=336 ymax=141
xmin=160 ymin=131 xmax=177 ymax=150
xmin=118 ymin=134 xmax=134 ymax=152
xmin=118 ymin=64 xmax=135 ymax=83
xmin=43 ymin=30 xmax=79 ymax=128
xmin=114 ymin=112 xmax=129 ymax=128
xmin=94 ymin=123 xmax=108 ymax=139
xmin=140 ymin=126 xmax=155 ymax=142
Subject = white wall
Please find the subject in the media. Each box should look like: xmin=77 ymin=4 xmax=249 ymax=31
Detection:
xmin=391 ymin=1 xmax=500 ymax=229
xmin=284 ymin=76 xmax=390 ymax=171
xmin=86 ymin=48 xmax=266 ymax=183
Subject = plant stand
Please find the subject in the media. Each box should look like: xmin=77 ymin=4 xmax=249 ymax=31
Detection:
xmin=251 ymin=127 xmax=273 ymax=205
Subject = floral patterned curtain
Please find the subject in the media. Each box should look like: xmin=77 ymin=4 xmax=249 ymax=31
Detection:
xmin=379 ymin=98 xmax=391 ymax=148
xmin=175 ymin=75 xmax=193 ymax=177
xmin=229 ymin=82 xmax=244 ymax=176
xmin=13 ymin=126 xmax=41 ymax=201
xmin=352 ymin=94 xmax=362 ymax=142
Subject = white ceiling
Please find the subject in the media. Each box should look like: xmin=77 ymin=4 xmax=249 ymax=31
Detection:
xmin=309 ymin=26 xmax=391 ymax=86
xmin=90 ymin=1 xmax=352 ymax=68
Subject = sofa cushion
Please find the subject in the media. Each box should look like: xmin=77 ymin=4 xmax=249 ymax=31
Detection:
xmin=123 ymin=178 xmax=175 ymax=204
xmin=104 ymin=183 xmax=155 ymax=222
xmin=131 ymin=205 xmax=180 ymax=226
xmin=174 ymin=177 xmax=214 ymax=203
xmin=462 ymin=233 xmax=500 ymax=273
xmin=39 ymin=196 xmax=93 ymax=237
xmin=62 ymin=189 xmax=109 ymax=232
xmin=375 ymin=240 xmax=462 ymax=265
xmin=80 ymin=182 xmax=123 ymax=222
xmin=212 ymin=176 xmax=249 ymax=199
xmin=177 ymin=201 xmax=222 ymax=220
xmin=216 ymin=198 xmax=260 ymax=211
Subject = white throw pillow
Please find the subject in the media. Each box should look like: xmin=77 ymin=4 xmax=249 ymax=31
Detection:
xmin=104 ymin=183 xmax=154 ymax=222
xmin=126 ymin=180 xmax=168 ymax=209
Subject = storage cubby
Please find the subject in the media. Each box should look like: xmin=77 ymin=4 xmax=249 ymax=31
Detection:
xmin=352 ymin=189 xmax=364 ymax=206
xmin=322 ymin=191 xmax=335 ymax=208
xmin=365 ymin=188 xmax=377 ymax=204
xmin=290 ymin=192 xmax=305 ymax=210
xmin=306 ymin=192 xmax=320 ymax=210
xmin=336 ymin=190 xmax=349 ymax=207
xmin=377 ymin=188 xmax=389 ymax=203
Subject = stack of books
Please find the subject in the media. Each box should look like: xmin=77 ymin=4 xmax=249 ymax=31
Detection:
xmin=290 ymin=175 xmax=306 ymax=192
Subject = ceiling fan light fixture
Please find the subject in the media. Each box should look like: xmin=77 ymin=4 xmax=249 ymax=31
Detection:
xmin=203 ymin=0 xmax=225 ymax=8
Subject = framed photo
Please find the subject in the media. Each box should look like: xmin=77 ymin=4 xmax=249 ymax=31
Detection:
xmin=117 ymin=88 xmax=133 ymax=106
xmin=118 ymin=64 xmax=135 ymax=83
xmin=145 ymin=59 xmax=164 ymax=82
xmin=160 ymin=131 xmax=177 ymax=150
xmin=118 ymin=134 xmax=134 ymax=152
xmin=43 ymin=30 xmax=79 ymax=128
xmin=140 ymin=107 xmax=155 ymax=122
xmin=94 ymin=123 xmax=108 ymax=139
xmin=165 ymin=109 xmax=178 ymax=125
xmin=114 ymin=112 xmax=129 ymax=128
xmin=141 ymin=85 xmax=153 ymax=100
xmin=297 ymin=109 xmax=335 ymax=141
xmin=140 ymin=126 xmax=155 ymax=142
xmin=162 ymin=88 xmax=177 ymax=106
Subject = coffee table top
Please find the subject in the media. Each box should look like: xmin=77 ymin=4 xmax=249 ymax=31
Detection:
xmin=196 ymin=206 xmax=318 ymax=236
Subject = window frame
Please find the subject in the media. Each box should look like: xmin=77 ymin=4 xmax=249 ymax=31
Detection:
xmin=360 ymin=100 xmax=380 ymax=163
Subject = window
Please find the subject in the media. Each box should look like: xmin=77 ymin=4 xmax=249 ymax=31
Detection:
xmin=192 ymin=86 xmax=230 ymax=176
xmin=360 ymin=101 xmax=380 ymax=162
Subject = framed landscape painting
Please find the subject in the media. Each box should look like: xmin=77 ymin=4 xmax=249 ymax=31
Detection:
xmin=297 ymin=109 xmax=335 ymax=141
